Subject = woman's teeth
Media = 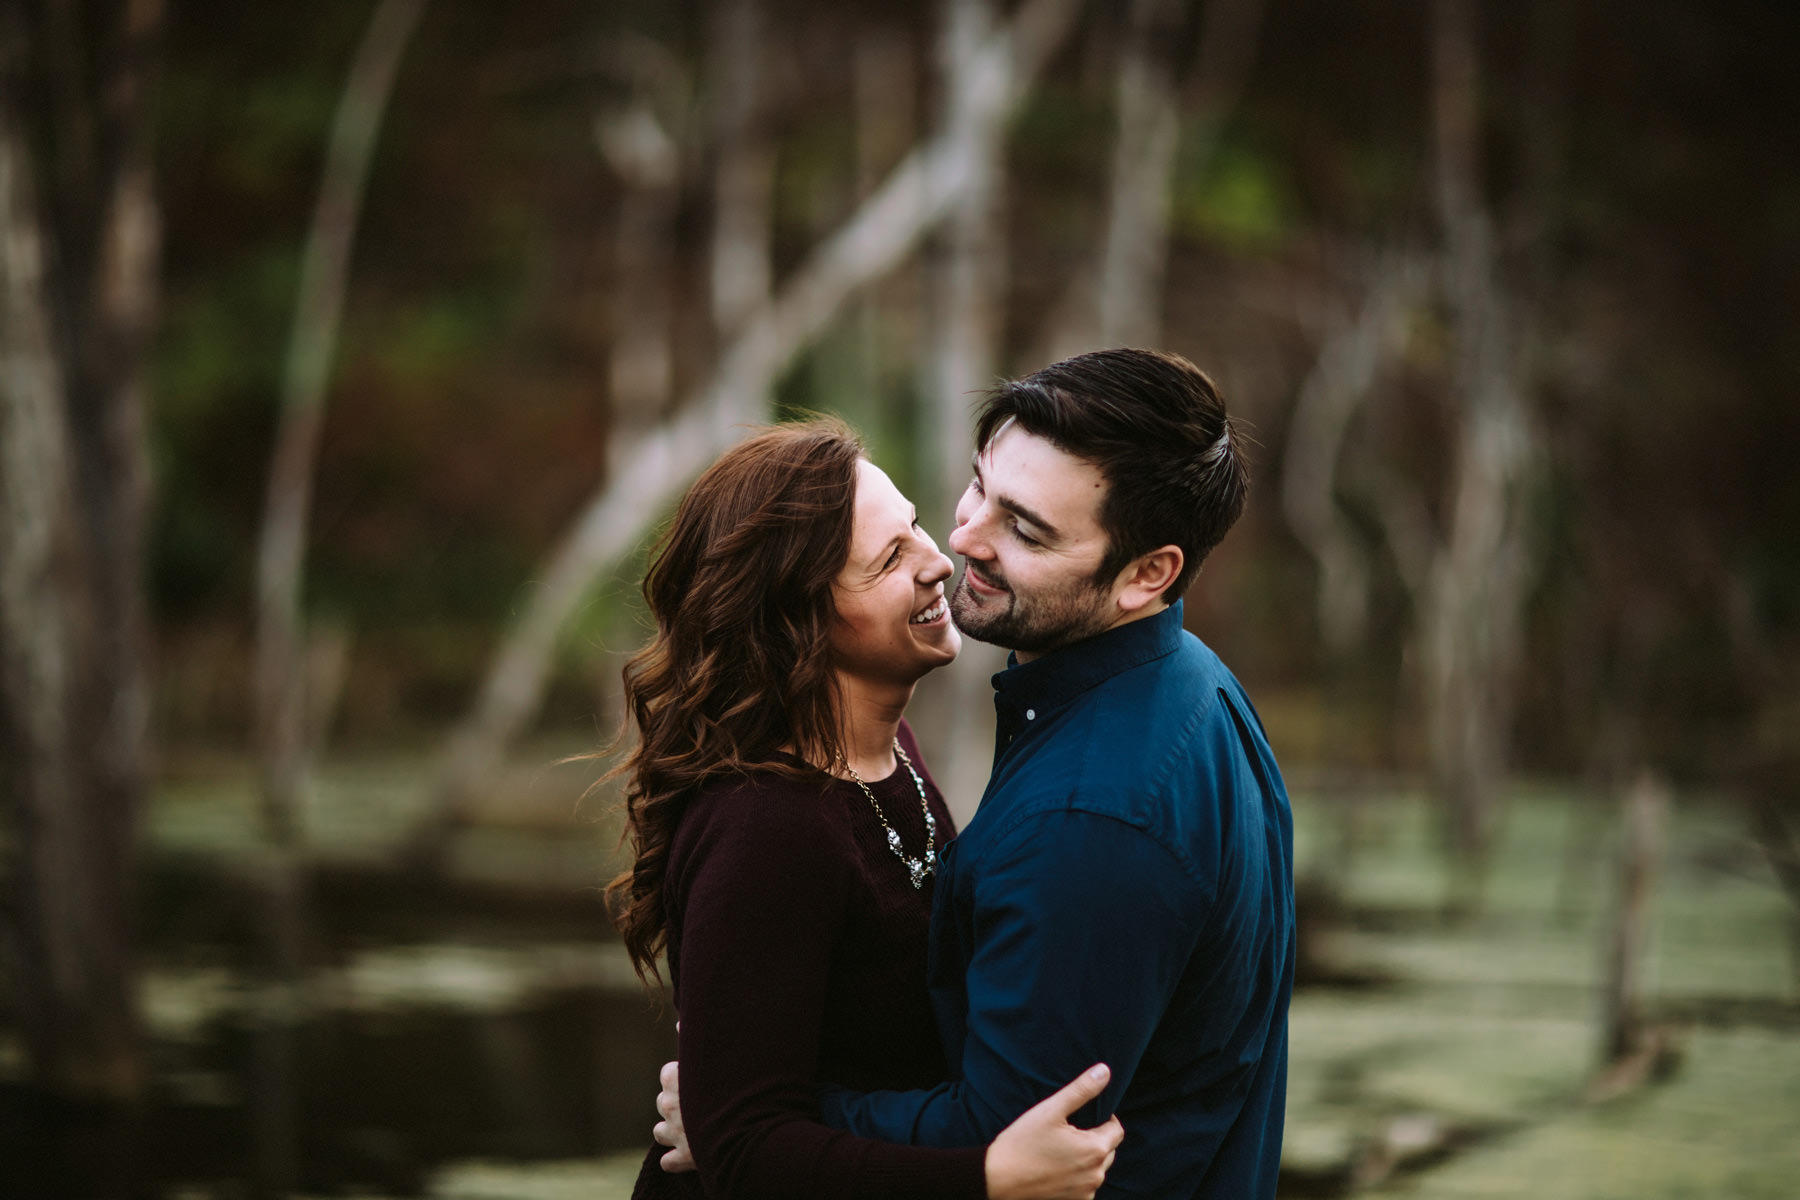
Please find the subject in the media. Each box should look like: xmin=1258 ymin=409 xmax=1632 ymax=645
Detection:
xmin=909 ymin=597 xmax=947 ymax=625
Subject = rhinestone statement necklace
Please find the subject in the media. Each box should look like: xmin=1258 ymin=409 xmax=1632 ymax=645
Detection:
xmin=839 ymin=739 xmax=937 ymax=889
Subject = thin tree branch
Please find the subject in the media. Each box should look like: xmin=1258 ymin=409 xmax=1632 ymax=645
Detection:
xmin=420 ymin=0 xmax=1085 ymax=838
xmin=255 ymin=0 xmax=427 ymax=844
xmin=1281 ymin=254 xmax=1426 ymax=653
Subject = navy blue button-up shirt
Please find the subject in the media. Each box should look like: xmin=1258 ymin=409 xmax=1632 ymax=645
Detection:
xmin=822 ymin=602 xmax=1295 ymax=1198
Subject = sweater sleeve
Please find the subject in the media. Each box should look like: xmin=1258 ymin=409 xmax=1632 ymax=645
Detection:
xmin=670 ymin=779 xmax=988 ymax=1200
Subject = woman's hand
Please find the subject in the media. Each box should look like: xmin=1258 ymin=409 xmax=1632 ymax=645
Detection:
xmin=653 ymin=1059 xmax=696 ymax=1173
xmin=984 ymin=1064 xmax=1123 ymax=1200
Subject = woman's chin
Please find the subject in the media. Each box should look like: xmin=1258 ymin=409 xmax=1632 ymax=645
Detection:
xmin=918 ymin=620 xmax=961 ymax=665
xmin=894 ymin=630 xmax=959 ymax=683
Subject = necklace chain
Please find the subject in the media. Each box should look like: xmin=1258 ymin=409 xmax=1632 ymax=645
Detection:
xmin=840 ymin=739 xmax=938 ymax=889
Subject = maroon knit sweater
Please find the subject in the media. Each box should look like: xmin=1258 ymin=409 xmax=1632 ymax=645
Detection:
xmin=630 ymin=721 xmax=988 ymax=1200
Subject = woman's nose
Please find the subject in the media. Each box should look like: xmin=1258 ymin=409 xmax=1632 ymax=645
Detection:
xmin=919 ymin=545 xmax=954 ymax=585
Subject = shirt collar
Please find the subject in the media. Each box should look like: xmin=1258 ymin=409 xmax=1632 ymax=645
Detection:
xmin=991 ymin=600 xmax=1186 ymax=713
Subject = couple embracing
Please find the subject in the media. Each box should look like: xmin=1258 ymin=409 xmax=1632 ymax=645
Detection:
xmin=609 ymin=349 xmax=1295 ymax=1200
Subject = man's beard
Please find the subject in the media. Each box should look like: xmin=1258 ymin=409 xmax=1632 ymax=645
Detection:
xmin=948 ymin=561 xmax=1115 ymax=654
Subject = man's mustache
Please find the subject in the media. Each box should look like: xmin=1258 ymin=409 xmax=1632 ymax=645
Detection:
xmin=961 ymin=561 xmax=1009 ymax=593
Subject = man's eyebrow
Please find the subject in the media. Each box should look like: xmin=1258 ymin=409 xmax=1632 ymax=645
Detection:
xmin=972 ymin=453 xmax=1061 ymax=542
xmin=1000 ymin=495 xmax=1060 ymax=542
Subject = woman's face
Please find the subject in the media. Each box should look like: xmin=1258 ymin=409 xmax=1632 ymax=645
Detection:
xmin=830 ymin=459 xmax=960 ymax=688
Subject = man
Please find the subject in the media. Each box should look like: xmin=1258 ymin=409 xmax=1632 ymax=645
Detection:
xmin=664 ymin=348 xmax=1294 ymax=1197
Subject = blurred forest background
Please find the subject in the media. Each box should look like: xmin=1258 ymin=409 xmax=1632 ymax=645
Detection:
xmin=2 ymin=0 xmax=1797 ymax=1196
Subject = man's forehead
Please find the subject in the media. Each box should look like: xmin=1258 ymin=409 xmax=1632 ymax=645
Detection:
xmin=981 ymin=423 xmax=1100 ymax=483
xmin=979 ymin=423 xmax=1107 ymax=527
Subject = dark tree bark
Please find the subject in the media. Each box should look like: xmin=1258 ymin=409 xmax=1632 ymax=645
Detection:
xmin=0 ymin=0 xmax=161 ymax=1105
xmin=248 ymin=2 xmax=426 ymax=1191
xmin=1420 ymin=0 xmax=1538 ymax=896
xmin=1598 ymin=771 xmax=1667 ymax=1065
xmin=256 ymin=0 xmax=425 ymax=871
xmin=705 ymin=0 xmax=772 ymax=344
xmin=1348 ymin=0 xmax=1543 ymax=907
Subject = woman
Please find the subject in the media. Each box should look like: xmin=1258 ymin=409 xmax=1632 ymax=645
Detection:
xmin=609 ymin=419 xmax=1121 ymax=1199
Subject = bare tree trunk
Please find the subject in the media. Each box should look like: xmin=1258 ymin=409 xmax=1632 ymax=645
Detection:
xmin=249 ymin=2 xmax=425 ymax=1190
xmin=1598 ymin=771 xmax=1666 ymax=1064
xmin=0 ymin=0 xmax=162 ymax=1106
xmin=586 ymin=55 xmax=685 ymax=745
xmin=1093 ymin=0 xmax=1182 ymax=348
xmin=256 ymin=0 xmax=424 ymax=858
xmin=597 ymin=100 xmax=678 ymax=425
xmin=707 ymin=0 xmax=772 ymax=343
xmin=416 ymin=0 xmax=1084 ymax=840
xmin=1040 ymin=0 xmax=1263 ymax=359
xmin=851 ymin=23 xmax=919 ymax=413
xmin=86 ymin=0 xmax=159 ymax=945
xmin=1579 ymin=767 xmax=1674 ymax=1105
xmin=915 ymin=0 xmax=1012 ymax=822
xmin=1555 ymin=592 xmax=1662 ymax=921
xmin=0 ymin=70 xmax=116 ymax=1102
xmin=1280 ymin=256 xmax=1425 ymax=656
xmin=1416 ymin=0 xmax=1540 ymax=903
xmin=589 ymin=0 xmax=773 ymax=745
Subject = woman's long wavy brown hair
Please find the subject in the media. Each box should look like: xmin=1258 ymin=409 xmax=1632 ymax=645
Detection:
xmin=606 ymin=419 xmax=863 ymax=983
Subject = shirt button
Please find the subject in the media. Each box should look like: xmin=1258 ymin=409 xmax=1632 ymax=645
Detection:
xmin=1025 ymin=709 xmax=1036 ymax=720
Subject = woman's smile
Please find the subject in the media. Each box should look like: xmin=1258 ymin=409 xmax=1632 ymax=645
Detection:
xmin=909 ymin=595 xmax=948 ymax=625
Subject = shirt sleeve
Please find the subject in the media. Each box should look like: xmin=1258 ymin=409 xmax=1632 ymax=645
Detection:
xmin=672 ymin=785 xmax=988 ymax=1200
xmin=820 ymin=808 xmax=1205 ymax=1147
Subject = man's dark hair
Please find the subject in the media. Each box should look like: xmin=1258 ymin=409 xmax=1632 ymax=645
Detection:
xmin=973 ymin=348 xmax=1248 ymax=600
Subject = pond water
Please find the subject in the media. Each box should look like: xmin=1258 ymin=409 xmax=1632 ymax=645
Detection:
xmin=5 ymin=763 xmax=1797 ymax=1199
xmin=3 ymin=854 xmax=675 ymax=1199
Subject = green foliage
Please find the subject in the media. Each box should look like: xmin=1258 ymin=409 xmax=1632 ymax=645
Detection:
xmin=1172 ymin=138 xmax=1295 ymax=256
xmin=158 ymin=69 xmax=338 ymax=200
xmin=359 ymin=293 xmax=508 ymax=389
xmin=155 ymin=251 xmax=298 ymax=421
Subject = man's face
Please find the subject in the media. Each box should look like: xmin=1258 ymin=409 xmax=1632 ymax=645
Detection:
xmin=946 ymin=422 xmax=1119 ymax=659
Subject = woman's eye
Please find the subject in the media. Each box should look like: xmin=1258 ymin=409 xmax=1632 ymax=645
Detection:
xmin=885 ymin=547 xmax=903 ymax=569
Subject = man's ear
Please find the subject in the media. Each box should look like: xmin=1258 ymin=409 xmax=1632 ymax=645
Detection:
xmin=1112 ymin=545 xmax=1183 ymax=615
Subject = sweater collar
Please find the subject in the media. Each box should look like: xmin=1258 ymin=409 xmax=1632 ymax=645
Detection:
xmin=990 ymin=601 xmax=1185 ymax=713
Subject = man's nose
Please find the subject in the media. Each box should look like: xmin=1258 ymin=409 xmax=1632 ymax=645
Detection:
xmin=950 ymin=521 xmax=979 ymax=564
xmin=948 ymin=516 xmax=978 ymax=559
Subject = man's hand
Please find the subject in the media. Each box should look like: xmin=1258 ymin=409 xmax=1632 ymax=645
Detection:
xmin=984 ymin=1064 xmax=1123 ymax=1200
xmin=653 ymin=1059 xmax=696 ymax=1173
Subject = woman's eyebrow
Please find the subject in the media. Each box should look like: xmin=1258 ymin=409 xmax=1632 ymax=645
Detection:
xmin=865 ymin=534 xmax=903 ymax=572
